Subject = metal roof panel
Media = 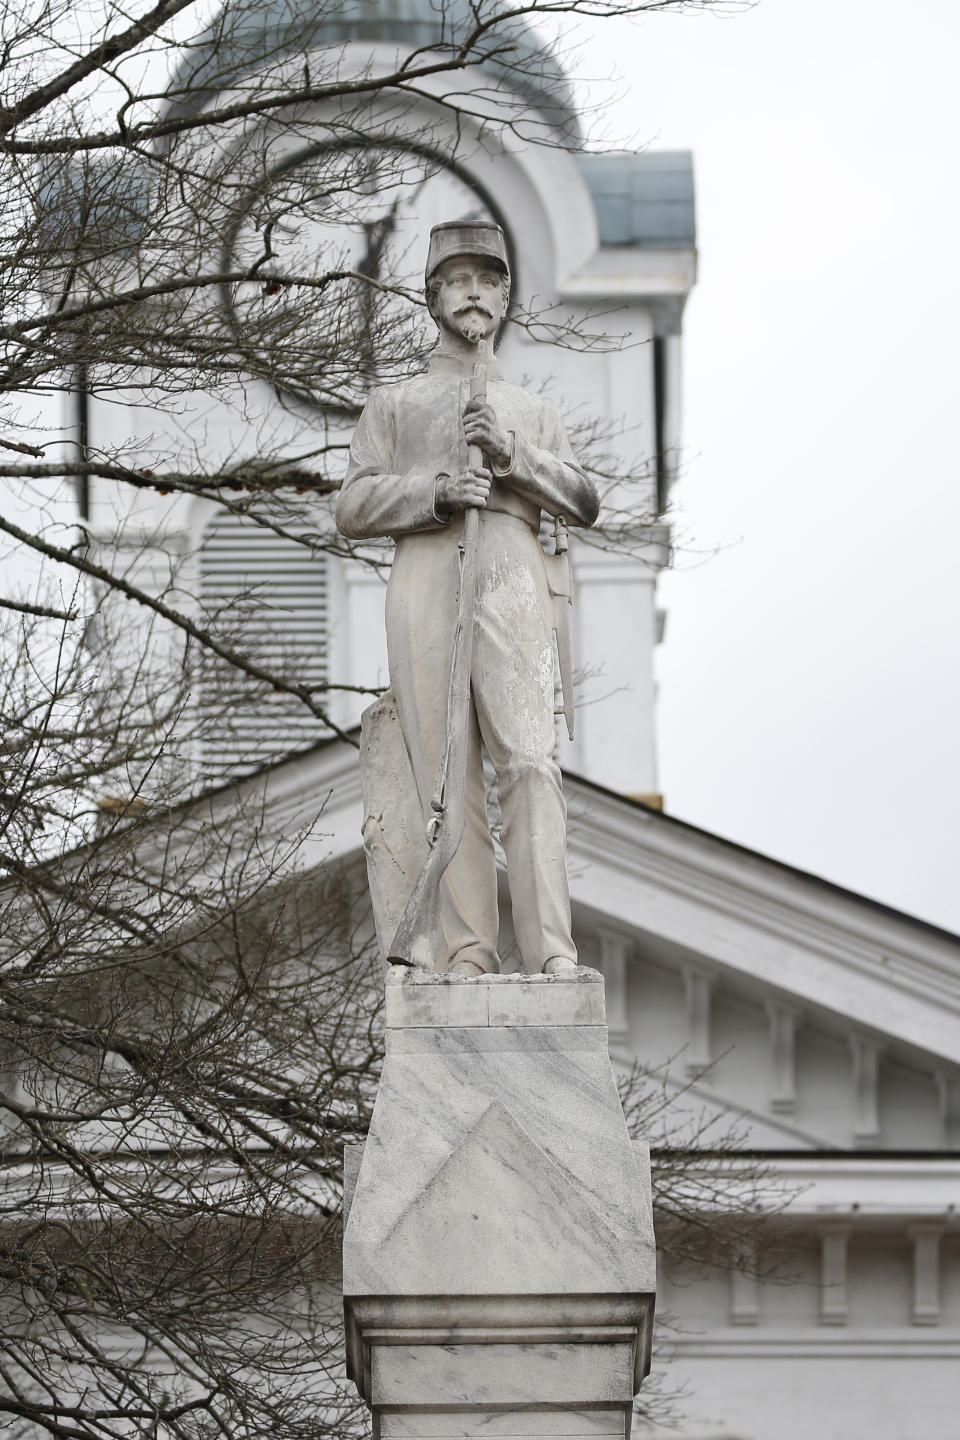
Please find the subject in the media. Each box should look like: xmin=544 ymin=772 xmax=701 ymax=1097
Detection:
xmin=576 ymin=152 xmax=696 ymax=249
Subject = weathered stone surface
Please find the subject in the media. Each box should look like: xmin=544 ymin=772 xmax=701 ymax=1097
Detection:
xmin=360 ymin=693 xmax=440 ymax=969
xmin=370 ymin=1342 xmax=635 ymax=1408
xmin=384 ymin=965 xmax=606 ymax=1029
xmin=347 ymin=972 xmax=652 ymax=1301
xmin=381 ymin=1099 xmax=628 ymax=1294
xmin=379 ymin=1412 xmax=624 ymax=1438
xmin=343 ymin=970 xmax=656 ymax=1438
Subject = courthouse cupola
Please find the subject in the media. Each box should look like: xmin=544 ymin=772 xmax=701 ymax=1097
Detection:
xmin=164 ymin=0 xmax=581 ymax=143
xmin=71 ymin=0 xmax=695 ymax=800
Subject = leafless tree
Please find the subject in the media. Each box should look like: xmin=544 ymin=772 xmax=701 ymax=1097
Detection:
xmin=0 ymin=596 xmax=790 ymax=1438
xmin=0 ymin=3 xmax=773 ymax=1436
xmin=0 ymin=598 xmax=789 ymax=1438
xmin=0 ymin=591 xmax=386 ymax=1438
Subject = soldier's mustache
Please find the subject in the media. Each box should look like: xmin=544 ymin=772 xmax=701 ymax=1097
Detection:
xmin=453 ymin=302 xmax=494 ymax=318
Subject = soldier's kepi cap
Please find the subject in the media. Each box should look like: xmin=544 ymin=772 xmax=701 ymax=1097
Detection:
xmin=425 ymin=220 xmax=510 ymax=283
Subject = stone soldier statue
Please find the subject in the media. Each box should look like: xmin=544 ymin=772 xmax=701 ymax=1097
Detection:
xmin=336 ymin=220 xmax=599 ymax=976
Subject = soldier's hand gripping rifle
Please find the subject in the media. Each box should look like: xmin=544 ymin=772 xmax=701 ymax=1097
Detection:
xmin=386 ymin=350 xmax=487 ymax=969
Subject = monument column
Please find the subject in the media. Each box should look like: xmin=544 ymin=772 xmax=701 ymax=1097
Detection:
xmin=343 ymin=968 xmax=656 ymax=1440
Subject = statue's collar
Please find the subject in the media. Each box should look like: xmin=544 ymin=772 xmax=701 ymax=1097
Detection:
xmin=427 ymin=347 xmax=502 ymax=383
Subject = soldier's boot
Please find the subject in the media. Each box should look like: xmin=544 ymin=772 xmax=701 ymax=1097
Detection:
xmin=542 ymin=956 xmax=578 ymax=976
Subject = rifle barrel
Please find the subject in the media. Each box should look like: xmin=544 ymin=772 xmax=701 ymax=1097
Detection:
xmin=386 ymin=348 xmax=488 ymax=969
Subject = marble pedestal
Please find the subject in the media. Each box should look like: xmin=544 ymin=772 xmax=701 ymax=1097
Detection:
xmin=342 ymin=969 xmax=656 ymax=1440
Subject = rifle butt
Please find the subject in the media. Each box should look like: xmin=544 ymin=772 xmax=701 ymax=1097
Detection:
xmin=386 ymin=809 xmax=467 ymax=967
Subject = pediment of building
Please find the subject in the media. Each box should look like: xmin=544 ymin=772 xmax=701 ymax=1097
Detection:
xmin=235 ymin=739 xmax=960 ymax=1151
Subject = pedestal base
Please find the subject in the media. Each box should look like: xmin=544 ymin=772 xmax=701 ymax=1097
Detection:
xmin=343 ymin=970 xmax=655 ymax=1440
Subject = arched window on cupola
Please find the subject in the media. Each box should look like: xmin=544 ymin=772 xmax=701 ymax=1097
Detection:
xmin=197 ymin=510 xmax=329 ymax=777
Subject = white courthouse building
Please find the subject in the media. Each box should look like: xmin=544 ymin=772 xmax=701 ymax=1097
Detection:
xmin=73 ymin=2 xmax=960 ymax=1437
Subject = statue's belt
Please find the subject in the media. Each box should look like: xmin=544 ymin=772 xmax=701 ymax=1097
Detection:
xmin=467 ymin=506 xmax=540 ymax=535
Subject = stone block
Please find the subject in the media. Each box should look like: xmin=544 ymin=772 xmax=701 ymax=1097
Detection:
xmin=384 ymin=967 xmax=607 ymax=1030
xmin=379 ymin=1412 xmax=624 ymax=1438
xmin=344 ymin=973 xmax=655 ymax=1438
xmin=385 ymin=970 xmax=493 ymax=1030
xmin=370 ymin=1342 xmax=635 ymax=1408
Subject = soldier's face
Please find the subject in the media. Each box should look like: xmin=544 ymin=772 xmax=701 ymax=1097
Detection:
xmin=431 ymin=256 xmax=507 ymax=343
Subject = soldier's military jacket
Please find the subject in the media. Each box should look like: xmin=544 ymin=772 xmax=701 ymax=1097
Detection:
xmin=336 ymin=351 xmax=598 ymax=540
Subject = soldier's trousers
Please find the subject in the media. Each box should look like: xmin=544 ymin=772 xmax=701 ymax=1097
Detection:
xmin=386 ymin=508 xmax=577 ymax=974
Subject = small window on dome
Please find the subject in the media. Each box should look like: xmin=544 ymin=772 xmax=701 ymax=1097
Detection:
xmin=198 ymin=511 xmax=329 ymax=777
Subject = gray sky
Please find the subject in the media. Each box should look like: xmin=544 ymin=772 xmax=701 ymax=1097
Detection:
xmin=575 ymin=0 xmax=960 ymax=932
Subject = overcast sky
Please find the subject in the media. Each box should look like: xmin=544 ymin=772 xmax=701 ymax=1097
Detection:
xmin=573 ymin=0 xmax=960 ymax=932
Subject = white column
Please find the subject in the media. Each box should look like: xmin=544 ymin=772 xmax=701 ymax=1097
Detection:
xmin=819 ymin=1225 xmax=851 ymax=1326
xmin=936 ymin=1070 xmax=960 ymax=1149
xmin=729 ymin=1244 xmax=759 ymax=1326
xmin=0 ymin=1044 xmax=27 ymax=1148
xmin=341 ymin=555 xmax=389 ymax=730
xmin=849 ymin=1035 xmax=883 ymax=1146
xmin=682 ymin=968 xmax=712 ymax=1078
xmin=765 ymin=1002 xmax=799 ymax=1113
xmin=570 ymin=531 xmax=669 ymax=798
xmin=907 ymin=1224 xmax=942 ymax=1326
xmin=597 ymin=930 xmax=631 ymax=1048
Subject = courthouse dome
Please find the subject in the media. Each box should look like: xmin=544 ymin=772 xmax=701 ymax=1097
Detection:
xmin=166 ymin=0 xmax=580 ymax=141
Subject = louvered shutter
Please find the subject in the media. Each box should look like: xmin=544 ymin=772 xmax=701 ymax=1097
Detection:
xmin=198 ymin=513 xmax=329 ymax=776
